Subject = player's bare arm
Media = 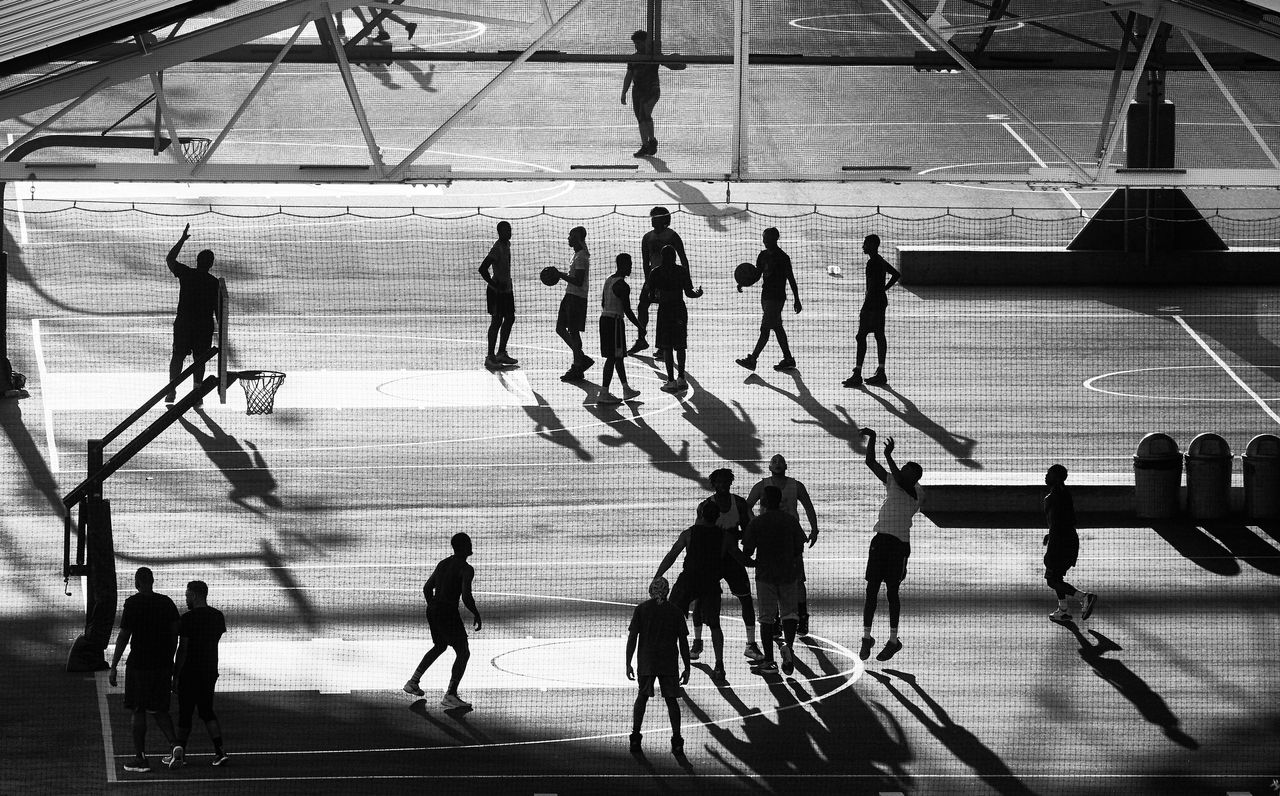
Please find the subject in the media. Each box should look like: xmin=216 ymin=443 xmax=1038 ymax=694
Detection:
xmin=653 ymin=529 xmax=690 ymax=580
xmin=884 ymin=261 xmax=902 ymax=291
xmin=461 ymin=569 xmax=482 ymax=631
xmin=616 ymin=281 xmax=641 ymax=327
xmin=884 ymin=436 xmax=906 ymax=486
xmin=797 ymin=482 xmax=819 ymax=547
xmin=108 ymin=628 xmax=132 ymax=686
xmin=678 ymin=635 xmax=691 ymax=684
xmin=860 ymin=428 xmax=889 ymax=482
xmin=789 ymin=267 xmax=802 ymax=314
xmin=625 ymin=629 xmax=638 ymax=679
xmin=167 ymin=223 xmax=191 ymax=276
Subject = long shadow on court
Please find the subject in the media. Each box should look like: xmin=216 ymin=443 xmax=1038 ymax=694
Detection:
xmin=587 ymin=400 xmax=703 ymax=486
xmin=0 ymin=397 xmax=63 ymax=516
xmin=1200 ymin=522 xmax=1280 ymax=576
xmin=647 ymin=156 xmax=742 ymax=234
xmin=745 ymin=370 xmax=869 ymax=458
xmin=179 ymin=408 xmax=282 ymax=514
xmin=862 ymin=384 xmax=982 ymax=469
xmin=681 ymin=374 xmax=765 ymax=474
xmin=523 ymin=388 xmax=593 ymax=462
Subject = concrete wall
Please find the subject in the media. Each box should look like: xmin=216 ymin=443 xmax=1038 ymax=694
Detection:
xmin=899 ymin=247 xmax=1280 ymax=285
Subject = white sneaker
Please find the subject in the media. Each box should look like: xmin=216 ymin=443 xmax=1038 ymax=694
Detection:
xmin=441 ymin=692 xmax=472 ymax=709
xmin=1048 ymin=608 xmax=1074 ymax=623
xmin=743 ymin=642 xmax=765 ymax=662
xmin=164 ymin=746 xmax=184 ymax=769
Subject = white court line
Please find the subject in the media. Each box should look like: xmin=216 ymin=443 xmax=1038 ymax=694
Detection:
xmin=870 ymin=1 xmax=933 ymax=49
xmin=1173 ymin=314 xmax=1280 ymax=425
xmin=6 ymin=134 xmax=29 ymax=244
xmin=30 ymin=319 xmax=59 ymax=473
xmin=94 ymin=671 xmax=119 ymax=783
xmin=1000 ymin=122 xmax=1083 ymax=212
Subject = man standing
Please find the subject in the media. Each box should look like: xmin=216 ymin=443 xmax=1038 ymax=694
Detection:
xmin=630 ymin=207 xmax=690 ymax=356
xmin=404 ymin=533 xmax=483 ymax=709
xmin=736 ymin=227 xmax=801 ymax=372
xmin=857 ymin=429 xmax=923 ymax=662
xmin=746 ymin=454 xmax=820 ymax=635
xmin=551 ymin=226 xmax=593 ymax=381
xmin=625 ymin=576 xmax=691 ymax=755
xmin=110 ymin=567 xmax=184 ymax=773
xmin=844 ymin=234 xmax=901 ymax=388
xmin=646 ymin=245 xmax=703 ymax=393
xmin=742 ymin=486 xmax=807 ymax=675
xmin=479 ymin=221 xmax=518 ymax=370
xmin=1043 ymin=464 xmax=1099 ymax=624
xmin=708 ymin=468 xmax=764 ymax=663
xmin=168 ymin=580 xmax=228 ymax=768
xmin=596 ymin=253 xmax=643 ymax=406
xmin=620 ymin=31 xmax=684 ymax=158
xmin=165 ymin=224 xmax=221 ymax=403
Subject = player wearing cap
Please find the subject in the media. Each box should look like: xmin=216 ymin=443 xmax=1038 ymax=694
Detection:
xmin=404 ymin=533 xmax=482 ymax=709
xmin=857 ymin=429 xmax=923 ymax=662
xmin=479 ymin=221 xmax=518 ymax=370
xmin=746 ymin=454 xmax=820 ymax=636
xmin=630 ymin=207 xmax=690 ymax=358
xmin=736 ymin=227 xmax=801 ymax=372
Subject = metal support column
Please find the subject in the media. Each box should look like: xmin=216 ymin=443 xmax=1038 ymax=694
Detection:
xmin=732 ymin=0 xmax=749 ymax=179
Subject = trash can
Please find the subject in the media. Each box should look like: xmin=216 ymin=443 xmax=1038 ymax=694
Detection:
xmin=1133 ymin=433 xmax=1181 ymax=519
xmin=1185 ymin=432 xmax=1232 ymax=520
xmin=1243 ymin=433 xmax=1280 ymax=520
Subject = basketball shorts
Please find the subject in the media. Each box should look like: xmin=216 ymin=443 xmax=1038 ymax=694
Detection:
xmin=865 ymin=532 xmax=910 ymax=584
xmin=486 ymin=285 xmax=515 ymax=317
xmin=655 ymin=303 xmax=688 ymax=350
xmin=721 ymin=555 xmax=751 ymax=596
xmin=637 ymin=673 xmax=681 ymax=699
xmin=754 ymin=577 xmax=799 ymax=623
xmin=670 ymin=570 xmax=720 ymax=614
xmin=858 ymin=295 xmax=888 ymax=335
xmin=600 ymin=315 xmax=626 ymax=358
xmin=172 ymin=322 xmax=214 ymax=358
xmin=124 ymin=665 xmax=172 ymax=712
xmin=760 ymin=298 xmax=785 ymax=330
xmin=177 ymin=671 xmax=218 ymax=724
xmin=557 ymin=294 xmax=588 ymax=333
xmin=427 ymin=607 xmax=468 ymax=647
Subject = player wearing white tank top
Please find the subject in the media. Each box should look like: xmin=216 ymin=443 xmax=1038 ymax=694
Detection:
xmin=596 ymin=254 xmax=642 ymax=406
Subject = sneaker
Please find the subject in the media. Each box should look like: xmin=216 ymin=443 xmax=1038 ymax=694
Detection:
xmin=211 ymin=751 xmax=229 ymax=767
xmin=484 ymin=354 xmax=502 ymax=370
xmin=164 ymin=393 xmax=177 ymax=404
xmin=797 ymin=614 xmax=810 ymax=637
xmin=773 ymin=358 xmax=796 ymax=371
xmin=441 ymin=692 xmax=472 ymax=709
xmin=561 ymin=368 xmax=585 ymax=382
xmin=743 ymin=641 xmax=764 ymax=662
xmin=711 ymin=663 xmax=726 ymax=681
xmin=735 ymin=356 xmax=757 ymax=371
xmin=629 ymin=732 xmax=642 ymax=754
xmin=620 ymin=385 xmax=642 ymax=400
xmin=859 ymin=636 xmax=875 ymax=661
xmin=405 ymin=22 xmax=417 ymax=39
xmin=842 ymin=372 xmax=862 ymax=388
xmin=577 ymin=354 xmax=595 ymax=371
xmin=755 ymin=660 xmax=778 ymax=674
xmin=866 ymin=369 xmax=888 ymax=385
xmin=1080 ymin=593 xmax=1098 ymax=620
xmin=778 ymin=643 xmax=794 ymax=675
xmin=689 ymin=638 xmax=703 ymax=660
xmin=497 ymin=351 xmax=519 ymax=365
xmin=597 ymin=392 xmax=623 ymax=406
xmin=647 ymin=139 xmax=659 ymax=155
xmin=654 ymin=348 xmax=668 ymax=362
xmin=660 ymin=380 xmax=680 ymax=393
xmin=162 ymin=749 xmax=184 ymax=769
xmin=123 ymin=757 xmax=150 ymax=773
xmin=633 ymin=145 xmax=650 ymax=158
xmin=1048 ymin=608 xmax=1074 ymax=624
xmin=876 ymin=638 xmax=903 ymax=661
xmin=627 ymin=337 xmax=649 ymax=354
xmin=403 ymin=679 xmax=424 ymax=696
xmin=674 ymin=378 xmax=689 ymax=392
xmin=670 ymin=735 xmax=683 ymax=754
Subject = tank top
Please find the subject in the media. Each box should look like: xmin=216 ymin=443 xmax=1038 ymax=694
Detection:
xmin=683 ymin=524 xmax=723 ymax=587
xmin=757 ymin=476 xmax=799 ymax=518
xmin=871 ymin=476 xmax=922 ymax=543
xmin=601 ymin=273 xmax=625 ymax=317
xmin=714 ymin=495 xmax=742 ymax=537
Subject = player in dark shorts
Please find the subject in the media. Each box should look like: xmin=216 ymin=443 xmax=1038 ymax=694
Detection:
xmin=165 ymin=224 xmax=221 ymax=404
xmin=630 ymin=207 xmax=691 ymax=357
xmin=110 ymin=567 xmax=184 ymax=773
xmin=479 ymin=221 xmax=518 ymax=370
xmin=844 ymin=234 xmax=902 ymax=388
xmin=404 ymin=532 xmax=483 ymax=709
xmin=620 ymin=30 xmax=685 ymax=158
xmin=626 ymin=576 xmax=691 ymax=755
xmin=552 ymin=226 xmax=593 ymax=381
xmin=168 ymin=580 xmax=228 ymax=768
xmin=858 ymin=429 xmax=923 ymax=662
xmin=1043 ymin=464 xmax=1099 ymax=624
xmin=736 ymin=227 xmax=801 ymax=372
xmin=645 ymin=244 xmax=703 ymax=393
xmin=707 ymin=468 xmax=764 ymax=663
xmin=597 ymin=253 xmax=643 ymax=406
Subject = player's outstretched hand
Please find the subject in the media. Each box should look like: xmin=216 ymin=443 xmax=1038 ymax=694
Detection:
xmin=108 ymin=667 xmax=118 ymax=687
xmin=859 ymin=427 xmax=877 ymax=441
xmin=884 ymin=436 xmax=896 ymax=456
xmin=180 ymin=223 xmax=190 ymax=240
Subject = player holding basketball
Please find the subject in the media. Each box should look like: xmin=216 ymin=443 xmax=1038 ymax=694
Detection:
xmin=858 ymin=429 xmax=923 ymax=662
xmin=629 ymin=207 xmax=690 ymax=356
xmin=597 ymin=254 xmax=643 ymax=406
xmin=646 ymin=245 xmax=703 ymax=393
xmin=736 ymin=227 xmax=801 ymax=372
xmin=626 ymin=576 xmax=691 ymax=755
xmin=844 ymin=234 xmax=901 ymax=388
xmin=1043 ymin=464 xmax=1099 ymax=624
xmin=404 ymin=533 xmax=482 ymax=709
xmin=746 ymin=454 xmax=819 ymax=636
xmin=164 ymin=224 xmax=221 ymax=404
xmin=551 ymin=226 xmax=593 ymax=381
xmin=479 ymin=221 xmax=518 ymax=370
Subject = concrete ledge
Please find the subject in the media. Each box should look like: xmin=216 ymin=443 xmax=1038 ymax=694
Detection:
xmin=899 ymin=247 xmax=1280 ymax=285
xmin=921 ymin=472 xmax=1248 ymax=516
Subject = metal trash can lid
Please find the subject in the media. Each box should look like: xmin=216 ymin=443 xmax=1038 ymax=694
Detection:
xmin=1244 ymin=433 xmax=1280 ymax=459
xmin=1134 ymin=432 xmax=1180 ymax=459
xmin=1186 ymin=432 xmax=1231 ymax=460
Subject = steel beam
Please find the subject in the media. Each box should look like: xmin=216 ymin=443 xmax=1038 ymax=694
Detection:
xmin=1180 ymin=27 xmax=1280 ymax=168
xmin=1098 ymin=5 xmax=1164 ymax=173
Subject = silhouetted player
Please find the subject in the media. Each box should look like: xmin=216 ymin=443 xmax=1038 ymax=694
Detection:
xmin=746 ymin=454 xmax=819 ymax=636
xmin=631 ymin=207 xmax=690 ymax=356
xmin=708 ymin=468 xmax=764 ymax=663
xmin=647 ymin=244 xmax=703 ymax=393
xmin=404 ymin=532 xmax=482 ymax=709
xmin=858 ymin=429 xmax=923 ymax=662
xmin=844 ymin=234 xmax=901 ymax=388
xmin=165 ymin=224 xmax=220 ymax=404
xmin=597 ymin=253 xmax=643 ymax=406
xmin=169 ymin=580 xmax=228 ymax=768
xmin=479 ymin=221 xmax=518 ymax=370
xmin=626 ymin=576 xmax=691 ymax=755
xmin=553 ymin=226 xmax=593 ymax=381
xmin=1044 ymin=464 xmax=1099 ymax=624
xmin=736 ymin=227 xmax=801 ymax=372
xmin=620 ymin=30 xmax=684 ymax=157
xmin=742 ymin=486 xmax=806 ymax=675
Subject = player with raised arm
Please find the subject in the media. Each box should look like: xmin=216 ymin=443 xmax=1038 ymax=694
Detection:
xmin=596 ymin=253 xmax=643 ymax=406
xmin=844 ymin=234 xmax=902 ymax=388
xmin=164 ymin=224 xmax=220 ymax=404
xmin=404 ymin=533 xmax=482 ymax=709
xmin=479 ymin=221 xmax=518 ymax=370
xmin=857 ymin=429 xmax=923 ymax=662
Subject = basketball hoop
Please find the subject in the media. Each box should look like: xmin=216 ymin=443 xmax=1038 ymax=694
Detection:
xmin=237 ymin=370 xmax=286 ymax=415
xmin=180 ymin=137 xmax=213 ymax=164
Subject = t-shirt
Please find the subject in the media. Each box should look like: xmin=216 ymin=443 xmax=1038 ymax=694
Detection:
xmin=601 ymin=273 xmax=629 ymax=318
xmin=742 ymin=510 xmax=806 ymax=585
xmin=178 ymin=606 xmax=226 ymax=676
xmin=425 ymin=555 xmax=474 ymax=616
xmin=649 ymin=264 xmax=694 ymax=309
xmin=872 ymin=475 xmax=923 ymax=543
xmin=565 ymin=247 xmax=589 ymax=300
xmin=627 ymin=61 xmax=660 ymax=97
xmin=486 ymin=240 xmax=512 ymax=293
xmin=757 ymin=247 xmax=793 ymax=301
xmin=175 ymin=268 xmax=220 ymax=326
xmin=628 ymin=598 xmax=687 ymax=676
xmin=640 ymin=228 xmax=682 ymax=277
xmin=119 ymin=591 xmax=180 ymax=670
xmin=1044 ymin=486 xmax=1078 ymax=552
xmin=864 ymin=253 xmax=892 ymax=302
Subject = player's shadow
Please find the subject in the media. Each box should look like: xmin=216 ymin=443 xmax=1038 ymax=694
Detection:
xmin=588 ymin=401 xmax=703 ymax=486
xmin=680 ymin=375 xmax=764 ymax=474
xmin=0 ymin=397 xmax=63 ymax=516
xmin=1061 ymin=624 xmax=1199 ymax=750
xmin=179 ymin=408 xmax=282 ymax=514
xmin=1199 ymin=522 xmax=1280 ymax=576
xmin=745 ymin=371 xmax=868 ymax=457
xmin=523 ymin=389 xmax=593 ymax=462
xmin=862 ymin=384 xmax=982 ymax=469
xmin=646 ymin=156 xmax=740 ymax=233
xmin=867 ymin=669 xmax=1038 ymax=796
xmin=1150 ymin=522 xmax=1241 ymax=575
xmin=404 ymin=61 xmax=437 ymax=92
xmin=408 ymin=699 xmax=473 ymax=744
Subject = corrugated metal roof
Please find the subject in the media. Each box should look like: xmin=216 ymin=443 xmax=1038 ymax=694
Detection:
xmin=0 ymin=1 xmax=208 ymax=66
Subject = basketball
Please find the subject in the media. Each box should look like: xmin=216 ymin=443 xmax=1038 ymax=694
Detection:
xmin=734 ymin=262 xmax=759 ymax=287
xmin=539 ymin=266 xmax=559 ymax=286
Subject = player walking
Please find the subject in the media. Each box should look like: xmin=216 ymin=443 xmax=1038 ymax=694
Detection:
xmin=1043 ymin=464 xmax=1099 ymax=624
xmin=736 ymin=227 xmax=801 ymax=372
xmin=404 ymin=533 xmax=483 ymax=709
xmin=746 ymin=454 xmax=819 ymax=635
xmin=164 ymin=224 xmax=221 ymax=404
xmin=597 ymin=253 xmax=643 ymax=406
xmin=626 ymin=576 xmax=692 ymax=755
xmin=844 ymin=234 xmax=901 ymax=388
xmin=168 ymin=580 xmax=228 ymax=768
xmin=552 ymin=226 xmax=593 ymax=381
xmin=630 ymin=207 xmax=691 ymax=357
xmin=620 ymin=30 xmax=685 ymax=158
xmin=858 ymin=429 xmax=923 ymax=662
xmin=479 ymin=221 xmax=518 ymax=370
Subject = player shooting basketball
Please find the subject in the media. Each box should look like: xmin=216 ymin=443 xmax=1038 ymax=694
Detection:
xmin=164 ymin=224 xmax=221 ymax=405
